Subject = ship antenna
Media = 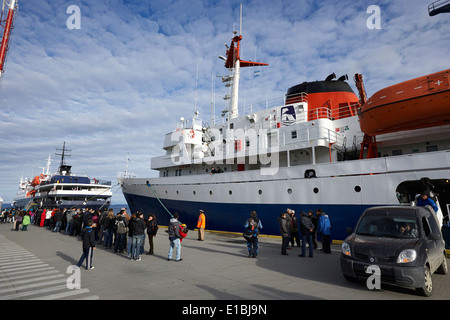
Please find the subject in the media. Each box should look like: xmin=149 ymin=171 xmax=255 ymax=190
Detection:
xmin=55 ymin=142 xmax=71 ymax=175
xmin=221 ymin=2 xmax=268 ymax=120
xmin=239 ymin=2 xmax=243 ymax=36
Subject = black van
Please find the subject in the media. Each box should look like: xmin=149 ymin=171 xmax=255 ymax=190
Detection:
xmin=340 ymin=206 xmax=448 ymax=296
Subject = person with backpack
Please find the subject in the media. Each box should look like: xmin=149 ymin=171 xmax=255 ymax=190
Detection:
xmin=167 ymin=212 xmax=183 ymax=262
xmin=243 ymin=211 xmax=263 ymax=258
xmin=114 ymin=211 xmax=128 ymax=253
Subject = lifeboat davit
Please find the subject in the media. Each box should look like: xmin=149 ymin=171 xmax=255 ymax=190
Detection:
xmin=359 ymin=69 xmax=450 ymax=136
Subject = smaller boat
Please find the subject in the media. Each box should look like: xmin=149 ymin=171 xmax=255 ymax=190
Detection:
xmin=358 ymin=69 xmax=450 ymax=136
xmin=13 ymin=143 xmax=113 ymax=210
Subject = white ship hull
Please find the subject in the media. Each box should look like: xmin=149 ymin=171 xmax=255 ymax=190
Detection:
xmin=119 ymin=151 xmax=450 ymax=239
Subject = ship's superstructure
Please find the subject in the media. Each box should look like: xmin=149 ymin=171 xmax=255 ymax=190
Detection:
xmin=119 ymin=8 xmax=450 ymax=240
xmin=14 ymin=143 xmax=112 ymax=210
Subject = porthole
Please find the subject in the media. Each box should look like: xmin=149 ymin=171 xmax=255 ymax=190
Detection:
xmin=193 ymin=191 xmax=196 ymax=195
xmin=258 ymin=190 xmax=263 ymax=195
xmin=287 ymin=188 xmax=293 ymax=194
xmin=313 ymin=187 xmax=319 ymax=194
xmin=176 ymin=190 xmax=179 ymax=194
xmin=209 ymin=191 xmax=213 ymax=195
xmin=229 ymin=190 xmax=232 ymax=195
xmin=354 ymin=186 xmax=361 ymax=192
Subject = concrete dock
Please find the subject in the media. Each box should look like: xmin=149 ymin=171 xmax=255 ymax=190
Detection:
xmin=1 ymin=222 xmax=449 ymax=304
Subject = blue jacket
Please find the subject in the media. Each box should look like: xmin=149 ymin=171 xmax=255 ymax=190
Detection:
xmin=317 ymin=215 xmax=331 ymax=236
xmin=417 ymin=197 xmax=438 ymax=212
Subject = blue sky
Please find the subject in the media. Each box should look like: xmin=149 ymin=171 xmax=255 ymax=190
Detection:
xmin=0 ymin=0 xmax=449 ymax=205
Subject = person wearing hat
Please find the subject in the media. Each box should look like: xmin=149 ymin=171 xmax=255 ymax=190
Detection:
xmin=197 ymin=209 xmax=206 ymax=241
xmin=417 ymin=192 xmax=438 ymax=212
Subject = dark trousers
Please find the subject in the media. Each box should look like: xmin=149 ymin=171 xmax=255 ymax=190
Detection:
xmin=148 ymin=235 xmax=155 ymax=254
xmin=77 ymin=247 xmax=94 ymax=269
xmin=301 ymin=235 xmax=313 ymax=257
xmin=281 ymin=237 xmax=290 ymax=254
xmin=114 ymin=233 xmax=127 ymax=252
xmin=321 ymin=234 xmax=331 ymax=253
xmin=246 ymin=237 xmax=259 ymax=257
xmin=290 ymin=231 xmax=300 ymax=247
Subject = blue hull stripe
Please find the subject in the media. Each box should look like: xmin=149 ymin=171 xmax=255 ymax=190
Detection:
xmin=123 ymin=192 xmax=373 ymax=240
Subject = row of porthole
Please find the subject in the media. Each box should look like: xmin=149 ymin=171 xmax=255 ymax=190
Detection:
xmin=165 ymin=185 xmax=362 ymax=195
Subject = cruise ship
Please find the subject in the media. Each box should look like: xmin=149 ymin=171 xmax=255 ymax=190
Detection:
xmin=119 ymin=19 xmax=450 ymax=241
xmin=14 ymin=143 xmax=112 ymax=211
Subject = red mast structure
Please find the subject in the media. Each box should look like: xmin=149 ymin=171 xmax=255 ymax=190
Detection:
xmin=0 ymin=0 xmax=18 ymax=77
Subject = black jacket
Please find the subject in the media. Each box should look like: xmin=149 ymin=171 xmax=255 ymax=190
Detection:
xmin=129 ymin=217 xmax=146 ymax=236
xmin=300 ymin=215 xmax=314 ymax=236
xmin=81 ymin=227 xmax=96 ymax=250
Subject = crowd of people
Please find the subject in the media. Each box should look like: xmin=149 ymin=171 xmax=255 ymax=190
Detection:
xmin=1 ymin=205 xmax=333 ymax=270
xmin=242 ymin=208 xmax=332 ymax=259
xmin=0 ymin=207 xmax=162 ymax=264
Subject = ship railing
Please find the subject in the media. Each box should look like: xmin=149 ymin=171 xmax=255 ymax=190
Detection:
xmin=307 ymin=102 xmax=359 ymax=121
xmin=211 ymin=92 xmax=358 ymax=127
xmin=151 ymin=125 xmax=344 ymax=169
xmin=176 ymin=117 xmax=202 ymax=131
xmin=91 ymin=179 xmax=112 ymax=186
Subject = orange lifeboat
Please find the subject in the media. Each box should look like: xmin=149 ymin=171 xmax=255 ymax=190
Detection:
xmin=359 ymin=69 xmax=450 ymax=136
xmin=31 ymin=175 xmax=40 ymax=186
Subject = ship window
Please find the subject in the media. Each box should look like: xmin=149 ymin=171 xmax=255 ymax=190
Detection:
xmin=354 ymin=186 xmax=361 ymax=192
xmin=287 ymin=188 xmax=292 ymax=194
xmin=313 ymin=187 xmax=319 ymax=194
xmin=392 ymin=150 xmax=402 ymax=156
xmin=426 ymin=145 xmax=438 ymax=152
xmin=209 ymin=191 xmax=213 ymax=195
xmin=229 ymin=190 xmax=232 ymax=195
xmin=258 ymin=190 xmax=263 ymax=195
xmin=291 ymin=131 xmax=297 ymax=139
xmin=193 ymin=191 xmax=196 ymax=195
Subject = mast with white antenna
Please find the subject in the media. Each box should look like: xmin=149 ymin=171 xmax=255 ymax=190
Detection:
xmin=221 ymin=3 xmax=268 ymax=119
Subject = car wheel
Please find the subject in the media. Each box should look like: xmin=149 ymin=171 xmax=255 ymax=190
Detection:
xmin=436 ymin=255 xmax=448 ymax=275
xmin=416 ymin=266 xmax=433 ymax=297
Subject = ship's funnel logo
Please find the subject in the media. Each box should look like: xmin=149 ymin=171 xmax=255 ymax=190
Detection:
xmin=281 ymin=106 xmax=296 ymax=126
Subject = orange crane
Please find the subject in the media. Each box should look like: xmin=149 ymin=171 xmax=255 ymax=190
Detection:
xmin=0 ymin=0 xmax=18 ymax=77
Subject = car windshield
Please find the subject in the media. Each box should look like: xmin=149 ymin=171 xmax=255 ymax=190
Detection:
xmin=355 ymin=216 xmax=419 ymax=239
